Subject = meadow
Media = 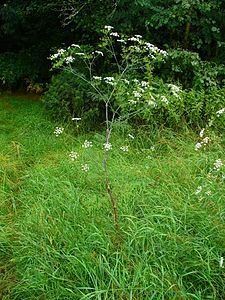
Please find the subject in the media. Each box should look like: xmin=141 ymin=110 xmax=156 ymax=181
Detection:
xmin=0 ymin=95 xmax=224 ymax=299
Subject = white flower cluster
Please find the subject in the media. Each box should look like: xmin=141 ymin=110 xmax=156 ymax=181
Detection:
xmin=145 ymin=43 xmax=167 ymax=57
xmin=81 ymin=164 xmax=89 ymax=172
xmin=110 ymin=32 xmax=120 ymax=37
xmin=128 ymin=79 xmax=151 ymax=104
xmin=104 ymin=77 xmax=116 ymax=86
xmin=195 ymin=186 xmax=212 ymax=197
xmin=54 ymin=127 xmax=64 ymax=137
xmin=133 ymin=91 xmax=142 ymax=98
xmin=128 ymin=99 xmax=137 ymax=104
xmin=133 ymin=79 xmax=139 ymax=84
xmin=104 ymin=143 xmax=112 ymax=151
xmin=216 ymin=107 xmax=225 ymax=117
xmin=199 ymin=128 xmax=205 ymax=138
xmin=141 ymin=81 xmax=149 ymax=88
xmin=168 ymin=84 xmax=181 ymax=98
xmin=168 ymin=84 xmax=180 ymax=93
xmin=120 ymin=145 xmax=129 ymax=152
xmin=65 ymin=56 xmax=75 ymax=64
xmin=195 ymin=142 xmax=202 ymax=151
xmin=128 ymin=37 xmax=140 ymax=42
xmin=50 ymin=48 xmax=66 ymax=60
xmin=195 ymin=159 xmax=224 ymax=198
xmin=195 ymin=129 xmax=210 ymax=151
xmin=52 ymin=123 xmax=137 ymax=174
xmin=104 ymin=25 xmax=114 ymax=31
xmin=82 ymin=140 xmax=93 ymax=148
xmin=213 ymin=159 xmax=223 ymax=170
xmin=195 ymin=138 xmax=209 ymax=150
xmin=69 ymin=151 xmax=79 ymax=161
xmin=161 ymin=96 xmax=169 ymax=104
xmin=92 ymin=76 xmax=116 ymax=86
xmin=126 ymin=37 xmax=167 ymax=57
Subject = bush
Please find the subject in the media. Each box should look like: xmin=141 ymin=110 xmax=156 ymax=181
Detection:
xmin=158 ymin=48 xmax=225 ymax=90
xmin=181 ymin=87 xmax=225 ymax=129
xmin=0 ymin=48 xmax=49 ymax=90
xmin=42 ymin=70 xmax=105 ymax=128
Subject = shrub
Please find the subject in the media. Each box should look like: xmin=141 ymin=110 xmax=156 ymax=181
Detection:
xmin=42 ymin=70 xmax=105 ymax=128
xmin=181 ymin=87 xmax=225 ymax=130
xmin=0 ymin=48 xmax=49 ymax=90
xmin=159 ymin=48 xmax=225 ymax=90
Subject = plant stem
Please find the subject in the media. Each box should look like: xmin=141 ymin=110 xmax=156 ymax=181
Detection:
xmin=104 ymin=105 xmax=118 ymax=230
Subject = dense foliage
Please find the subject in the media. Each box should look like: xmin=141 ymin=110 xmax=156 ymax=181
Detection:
xmin=42 ymin=26 xmax=225 ymax=131
xmin=0 ymin=0 xmax=224 ymax=88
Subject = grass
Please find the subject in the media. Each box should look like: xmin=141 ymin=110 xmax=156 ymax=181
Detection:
xmin=0 ymin=95 xmax=224 ymax=299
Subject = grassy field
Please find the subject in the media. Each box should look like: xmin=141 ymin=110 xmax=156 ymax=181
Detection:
xmin=0 ymin=95 xmax=224 ymax=299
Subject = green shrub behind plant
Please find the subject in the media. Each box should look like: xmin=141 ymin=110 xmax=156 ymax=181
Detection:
xmin=0 ymin=48 xmax=49 ymax=90
xmin=42 ymin=70 xmax=105 ymax=128
xmin=181 ymin=87 xmax=225 ymax=129
xmin=158 ymin=48 xmax=225 ymax=90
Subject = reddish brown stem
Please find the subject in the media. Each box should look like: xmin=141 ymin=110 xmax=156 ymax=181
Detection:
xmin=104 ymin=128 xmax=119 ymax=230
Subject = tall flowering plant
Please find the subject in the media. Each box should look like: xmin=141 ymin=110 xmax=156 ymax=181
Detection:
xmin=49 ymin=26 xmax=168 ymax=230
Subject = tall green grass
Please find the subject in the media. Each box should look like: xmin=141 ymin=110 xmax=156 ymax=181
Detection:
xmin=0 ymin=96 xmax=224 ymax=299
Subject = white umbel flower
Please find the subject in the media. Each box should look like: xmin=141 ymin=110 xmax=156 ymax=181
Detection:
xmin=82 ymin=140 xmax=93 ymax=148
xmin=104 ymin=143 xmax=112 ymax=151
xmin=120 ymin=145 xmax=129 ymax=152
xmin=216 ymin=108 xmax=225 ymax=116
xmin=213 ymin=159 xmax=223 ymax=170
xmin=81 ymin=164 xmax=89 ymax=172
xmin=195 ymin=143 xmax=202 ymax=151
xmin=54 ymin=127 xmax=64 ymax=137
xmin=104 ymin=25 xmax=114 ymax=30
xmin=69 ymin=151 xmax=79 ymax=161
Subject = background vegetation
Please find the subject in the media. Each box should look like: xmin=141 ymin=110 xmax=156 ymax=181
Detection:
xmin=0 ymin=0 xmax=225 ymax=89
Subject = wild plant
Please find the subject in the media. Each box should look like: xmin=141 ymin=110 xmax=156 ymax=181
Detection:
xmin=49 ymin=25 xmax=168 ymax=230
xmin=49 ymin=26 xmax=225 ymax=231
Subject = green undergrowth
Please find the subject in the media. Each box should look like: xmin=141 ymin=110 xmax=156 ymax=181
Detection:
xmin=0 ymin=96 xmax=224 ymax=299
